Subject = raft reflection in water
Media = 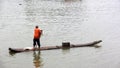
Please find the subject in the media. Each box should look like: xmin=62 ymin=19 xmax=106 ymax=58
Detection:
xmin=33 ymin=51 xmax=43 ymax=68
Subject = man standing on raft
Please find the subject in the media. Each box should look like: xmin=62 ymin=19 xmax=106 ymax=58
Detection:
xmin=33 ymin=26 xmax=42 ymax=49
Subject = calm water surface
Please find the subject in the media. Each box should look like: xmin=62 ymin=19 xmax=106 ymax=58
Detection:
xmin=0 ymin=0 xmax=120 ymax=68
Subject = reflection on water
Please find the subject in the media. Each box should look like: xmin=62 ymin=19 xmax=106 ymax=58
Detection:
xmin=33 ymin=51 xmax=43 ymax=68
xmin=62 ymin=48 xmax=70 ymax=54
xmin=9 ymin=51 xmax=16 ymax=56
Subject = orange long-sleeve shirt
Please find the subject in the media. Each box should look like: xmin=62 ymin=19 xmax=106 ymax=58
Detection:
xmin=34 ymin=28 xmax=42 ymax=39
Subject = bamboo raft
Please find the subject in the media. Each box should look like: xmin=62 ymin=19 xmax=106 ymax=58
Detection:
xmin=9 ymin=40 xmax=102 ymax=53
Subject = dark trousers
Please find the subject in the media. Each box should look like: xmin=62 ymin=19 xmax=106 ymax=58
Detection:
xmin=33 ymin=38 xmax=41 ymax=48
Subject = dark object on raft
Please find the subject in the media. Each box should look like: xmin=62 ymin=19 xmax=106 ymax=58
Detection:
xmin=9 ymin=40 xmax=102 ymax=53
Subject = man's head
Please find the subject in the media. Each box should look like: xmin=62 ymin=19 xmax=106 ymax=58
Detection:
xmin=35 ymin=26 xmax=38 ymax=28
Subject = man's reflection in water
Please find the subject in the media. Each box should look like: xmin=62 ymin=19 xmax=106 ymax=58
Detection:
xmin=33 ymin=51 xmax=43 ymax=68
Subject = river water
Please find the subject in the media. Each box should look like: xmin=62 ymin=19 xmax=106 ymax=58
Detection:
xmin=0 ymin=0 xmax=120 ymax=68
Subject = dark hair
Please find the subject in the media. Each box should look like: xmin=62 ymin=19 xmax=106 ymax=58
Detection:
xmin=35 ymin=26 xmax=38 ymax=28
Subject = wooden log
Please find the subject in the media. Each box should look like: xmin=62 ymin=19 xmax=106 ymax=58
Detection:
xmin=9 ymin=40 xmax=102 ymax=53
